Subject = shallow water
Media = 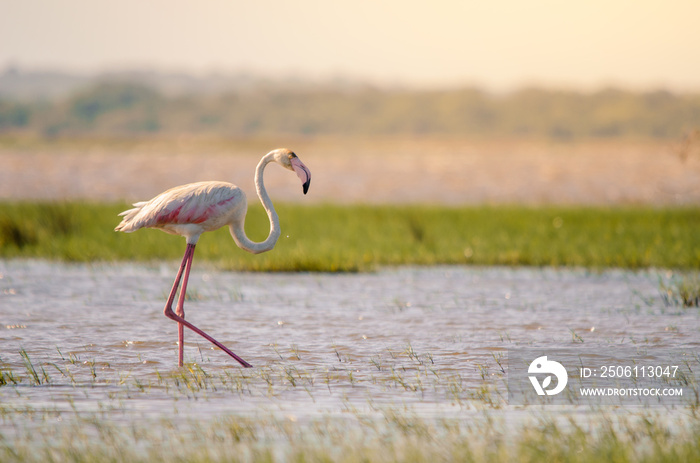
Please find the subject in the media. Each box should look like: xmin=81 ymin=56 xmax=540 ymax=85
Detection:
xmin=1 ymin=261 xmax=699 ymax=432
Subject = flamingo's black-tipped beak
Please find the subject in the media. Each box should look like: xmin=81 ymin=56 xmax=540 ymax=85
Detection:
xmin=291 ymin=156 xmax=311 ymax=195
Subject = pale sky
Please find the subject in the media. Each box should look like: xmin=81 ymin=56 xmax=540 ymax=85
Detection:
xmin=2 ymin=0 xmax=699 ymax=90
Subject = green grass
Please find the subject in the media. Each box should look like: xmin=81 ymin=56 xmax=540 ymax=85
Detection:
xmin=1 ymin=201 xmax=699 ymax=271
xmin=660 ymin=273 xmax=700 ymax=307
xmin=1 ymin=348 xmax=699 ymax=463
xmin=2 ymin=413 xmax=698 ymax=463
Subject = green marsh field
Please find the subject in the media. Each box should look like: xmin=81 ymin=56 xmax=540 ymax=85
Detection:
xmin=1 ymin=202 xmax=699 ymax=271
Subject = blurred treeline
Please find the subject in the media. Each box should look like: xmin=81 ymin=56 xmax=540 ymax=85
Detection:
xmin=1 ymin=81 xmax=699 ymax=139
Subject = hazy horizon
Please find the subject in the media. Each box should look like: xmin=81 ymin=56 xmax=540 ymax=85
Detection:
xmin=2 ymin=0 xmax=700 ymax=92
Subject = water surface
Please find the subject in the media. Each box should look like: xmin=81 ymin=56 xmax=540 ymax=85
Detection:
xmin=1 ymin=261 xmax=698 ymax=431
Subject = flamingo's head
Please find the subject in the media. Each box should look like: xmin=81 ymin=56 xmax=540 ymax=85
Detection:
xmin=272 ymin=148 xmax=311 ymax=194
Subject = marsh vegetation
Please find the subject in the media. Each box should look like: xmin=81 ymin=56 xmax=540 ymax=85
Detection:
xmin=1 ymin=202 xmax=698 ymax=272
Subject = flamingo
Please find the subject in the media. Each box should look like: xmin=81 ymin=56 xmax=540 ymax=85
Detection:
xmin=115 ymin=148 xmax=311 ymax=368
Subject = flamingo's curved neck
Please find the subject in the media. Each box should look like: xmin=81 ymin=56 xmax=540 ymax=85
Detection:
xmin=229 ymin=153 xmax=281 ymax=254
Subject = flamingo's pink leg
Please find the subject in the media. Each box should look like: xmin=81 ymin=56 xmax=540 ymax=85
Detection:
xmin=174 ymin=244 xmax=194 ymax=366
xmin=164 ymin=243 xmax=253 ymax=368
xmin=164 ymin=245 xmax=191 ymax=366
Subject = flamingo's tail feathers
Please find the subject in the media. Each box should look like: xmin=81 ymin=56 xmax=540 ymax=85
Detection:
xmin=114 ymin=202 xmax=149 ymax=233
xmin=118 ymin=202 xmax=148 ymax=217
